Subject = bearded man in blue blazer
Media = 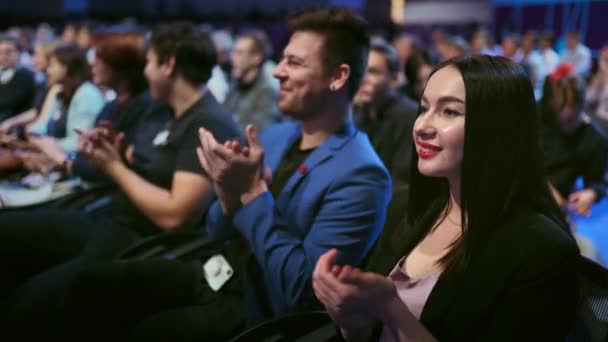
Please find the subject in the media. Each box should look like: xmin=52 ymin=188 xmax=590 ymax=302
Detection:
xmin=199 ymin=7 xmax=392 ymax=326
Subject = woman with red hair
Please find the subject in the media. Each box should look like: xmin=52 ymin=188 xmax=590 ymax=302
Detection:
xmin=541 ymin=66 xmax=608 ymax=265
xmin=541 ymin=66 xmax=608 ymax=220
xmin=38 ymin=31 xmax=164 ymax=180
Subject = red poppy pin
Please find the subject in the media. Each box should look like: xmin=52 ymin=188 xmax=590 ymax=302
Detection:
xmin=549 ymin=63 xmax=574 ymax=82
xmin=298 ymin=163 xmax=308 ymax=174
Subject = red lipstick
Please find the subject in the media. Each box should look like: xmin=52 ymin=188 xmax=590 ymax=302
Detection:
xmin=416 ymin=140 xmax=442 ymax=159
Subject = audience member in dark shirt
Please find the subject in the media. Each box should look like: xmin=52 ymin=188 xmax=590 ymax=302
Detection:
xmin=63 ymin=31 xmax=154 ymax=182
xmin=0 ymin=35 xmax=36 ymax=122
xmin=541 ymin=73 xmax=608 ymax=217
xmin=224 ymin=30 xmax=281 ymax=130
xmin=0 ymin=40 xmax=60 ymax=133
xmin=398 ymin=49 xmax=434 ymax=104
xmin=0 ymin=23 xmax=241 ymax=341
xmin=69 ymin=93 xmax=166 ymax=182
xmin=110 ymin=92 xmax=237 ymax=235
xmin=354 ymin=39 xmax=418 ymax=190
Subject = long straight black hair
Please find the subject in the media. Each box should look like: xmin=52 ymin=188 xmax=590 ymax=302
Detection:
xmin=404 ymin=55 xmax=568 ymax=271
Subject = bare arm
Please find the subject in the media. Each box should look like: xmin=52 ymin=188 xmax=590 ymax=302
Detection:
xmin=379 ymin=297 xmax=438 ymax=342
xmin=107 ymin=162 xmax=213 ymax=231
xmin=548 ymin=182 xmax=566 ymax=210
xmin=26 ymin=84 xmax=62 ymax=133
xmin=81 ymin=128 xmax=214 ymax=231
xmin=0 ymin=108 xmax=37 ymax=132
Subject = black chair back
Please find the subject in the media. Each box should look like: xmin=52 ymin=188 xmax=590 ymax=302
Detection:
xmin=115 ymin=231 xmax=226 ymax=262
xmin=568 ymin=257 xmax=608 ymax=342
xmin=229 ymin=311 xmax=341 ymax=342
xmin=56 ymin=184 xmax=113 ymax=212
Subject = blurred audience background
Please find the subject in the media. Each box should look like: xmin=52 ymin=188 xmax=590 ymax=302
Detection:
xmin=0 ymin=1 xmax=607 ymax=339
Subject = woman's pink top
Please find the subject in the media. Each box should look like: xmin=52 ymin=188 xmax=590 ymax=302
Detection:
xmin=379 ymin=257 xmax=441 ymax=341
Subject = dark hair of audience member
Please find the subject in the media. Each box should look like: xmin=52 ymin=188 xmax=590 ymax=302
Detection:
xmin=392 ymin=32 xmax=420 ymax=50
xmin=237 ymin=29 xmax=273 ymax=62
xmin=370 ymin=38 xmax=400 ymax=74
xmin=51 ymin=44 xmax=91 ymax=105
xmin=540 ymin=32 xmax=555 ymax=47
xmin=0 ymin=34 xmax=20 ymax=51
xmin=540 ymin=74 xmax=586 ymax=124
xmin=502 ymin=32 xmax=521 ymax=44
xmin=566 ymin=31 xmax=581 ymax=39
xmin=75 ymin=21 xmax=96 ymax=49
xmin=95 ymin=32 xmax=148 ymax=95
xmin=287 ymin=6 xmax=370 ymax=97
xmin=148 ymin=22 xmax=217 ymax=85
xmin=404 ymin=55 xmax=567 ymax=271
xmin=470 ymin=28 xmax=491 ymax=45
xmin=523 ymin=30 xmax=539 ymax=45
xmin=405 ymin=49 xmax=433 ymax=87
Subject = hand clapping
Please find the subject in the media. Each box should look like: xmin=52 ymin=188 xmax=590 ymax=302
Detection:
xmin=313 ymin=249 xmax=401 ymax=332
xmin=78 ymin=127 xmax=125 ymax=172
xmin=567 ymin=188 xmax=597 ymax=217
xmin=197 ymin=124 xmax=268 ymax=212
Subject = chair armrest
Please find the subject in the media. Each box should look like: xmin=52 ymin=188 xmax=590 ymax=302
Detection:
xmin=115 ymin=230 xmax=227 ymax=262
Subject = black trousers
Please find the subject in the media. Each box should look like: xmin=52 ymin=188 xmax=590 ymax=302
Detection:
xmin=0 ymin=208 xmax=141 ymax=341
xmin=0 ymin=209 xmax=245 ymax=342
xmin=58 ymin=258 xmax=244 ymax=342
xmin=0 ymin=209 xmax=94 ymax=294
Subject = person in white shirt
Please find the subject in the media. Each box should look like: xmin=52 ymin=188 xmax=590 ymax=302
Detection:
xmin=540 ymin=32 xmax=560 ymax=74
xmin=560 ymin=31 xmax=592 ymax=76
xmin=521 ymin=31 xmax=547 ymax=100
xmin=470 ymin=29 xmax=498 ymax=56
xmin=208 ymin=29 xmax=234 ymax=103
xmin=586 ymin=46 xmax=608 ymax=125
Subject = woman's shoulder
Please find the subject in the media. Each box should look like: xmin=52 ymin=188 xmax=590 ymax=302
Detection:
xmin=582 ymin=117 xmax=608 ymax=146
xmin=73 ymin=81 xmax=103 ymax=101
xmin=492 ymin=207 xmax=578 ymax=263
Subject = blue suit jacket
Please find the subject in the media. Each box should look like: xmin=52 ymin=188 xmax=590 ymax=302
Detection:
xmin=206 ymin=120 xmax=391 ymax=321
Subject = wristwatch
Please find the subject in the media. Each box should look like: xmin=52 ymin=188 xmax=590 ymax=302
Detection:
xmin=63 ymin=151 xmax=78 ymax=174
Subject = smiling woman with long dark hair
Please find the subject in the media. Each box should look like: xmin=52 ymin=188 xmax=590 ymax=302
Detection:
xmin=313 ymin=55 xmax=579 ymax=341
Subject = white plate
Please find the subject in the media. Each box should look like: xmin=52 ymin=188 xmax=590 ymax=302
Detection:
xmin=0 ymin=174 xmax=81 ymax=208
xmin=0 ymin=181 xmax=53 ymax=207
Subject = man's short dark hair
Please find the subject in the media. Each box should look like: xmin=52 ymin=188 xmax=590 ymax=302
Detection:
xmin=540 ymin=32 xmax=555 ymax=46
xmin=523 ymin=30 xmax=539 ymax=44
xmin=287 ymin=7 xmax=370 ymax=98
xmin=502 ymin=33 xmax=521 ymax=45
xmin=567 ymin=31 xmax=581 ymax=38
xmin=148 ymin=22 xmax=217 ymax=85
xmin=0 ymin=34 xmax=19 ymax=51
xmin=370 ymin=37 xmax=400 ymax=74
xmin=393 ymin=32 xmax=420 ymax=50
xmin=237 ymin=29 xmax=272 ymax=61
